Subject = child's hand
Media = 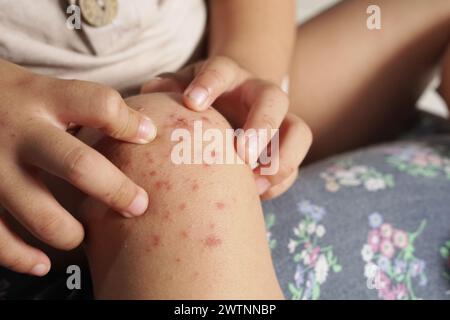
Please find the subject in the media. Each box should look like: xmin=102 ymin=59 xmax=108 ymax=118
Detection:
xmin=141 ymin=56 xmax=312 ymax=199
xmin=0 ymin=60 xmax=156 ymax=276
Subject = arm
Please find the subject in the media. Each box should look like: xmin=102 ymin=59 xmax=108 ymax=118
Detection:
xmin=208 ymin=0 xmax=296 ymax=84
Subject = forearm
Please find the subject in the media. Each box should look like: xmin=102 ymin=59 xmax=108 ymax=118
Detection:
xmin=208 ymin=0 xmax=296 ymax=84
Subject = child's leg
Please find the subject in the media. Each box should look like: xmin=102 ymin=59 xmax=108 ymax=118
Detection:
xmin=290 ymin=0 xmax=450 ymax=161
xmin=75 ymin=93 xmax=283 ymax=299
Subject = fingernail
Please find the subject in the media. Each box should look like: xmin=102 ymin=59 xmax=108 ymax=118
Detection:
xmin=256 ymin=177 xmax=271 ymax=195
xmin=186 ymin=86 xmax=209 ymax=110
xmin=124 ymin=188 xmax=148 ymax=217
xmin=31 ymin=263 xmax=49 ymax=277
xmin=138 ymin=117 xmax=157 ymax=143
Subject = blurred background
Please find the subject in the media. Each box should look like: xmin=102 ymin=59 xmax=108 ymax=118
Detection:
xmin=296 ymin=0 xmax=448 ymax=119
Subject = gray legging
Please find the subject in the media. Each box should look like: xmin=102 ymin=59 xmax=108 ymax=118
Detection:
xmin=263 ymin=134 xmax=450 ymax=300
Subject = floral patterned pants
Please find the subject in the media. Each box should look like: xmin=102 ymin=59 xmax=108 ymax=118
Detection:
xmin=1 ymin=134 xmax=449 ymax=300
xmin=264 ymin=135 xmax=450 ymax=300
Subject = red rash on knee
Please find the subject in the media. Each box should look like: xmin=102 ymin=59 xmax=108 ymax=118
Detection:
xmin=202 ymin=234 xmax=222 ymax=248
xmin=200 ymin=116 xmax=212 ymax=124
xmin=150 ymin=234 xmax=161 ymax=247
xmin=215 ymin=202 xmax=225 ymax=210
xmin=180 ymin=229 xmax=190 ymax=239
xmin=162 ymin=210 xmax=172 ymax=222
xmin=166 ymin=114 xmax=193 ymax=130
xmin=120 ymin=159 xmax=132 ymax=170
xmin=155 ymin=180 xmax=172 ymax=191
xmin=178 ymin=203 xmax=187 ymax=211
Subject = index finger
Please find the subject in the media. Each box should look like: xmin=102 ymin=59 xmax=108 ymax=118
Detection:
xmin=21 ymin=123 xmax=148 ymax=218
xmin=51 ymin=79 xmax=157 ymax=144
xmin=237 ymin=80 xmax=289 ymax=164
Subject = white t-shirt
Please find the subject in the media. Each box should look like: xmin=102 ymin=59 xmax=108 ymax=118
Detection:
xmin=0 ymin=0 xmax=206 ymax=94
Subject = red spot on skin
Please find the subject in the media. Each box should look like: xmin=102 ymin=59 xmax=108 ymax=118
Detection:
xmin=150 ymin=234 xmax=161 ymax=247
xmin=155 ymin=180 xmax=172 ymax=191
xmin=215 ymin=202 xmax=225 ymax=210
xmin=163 ymin=211 xmax=172 ymax=222
xmin=179 ymin=203 xmax=186 ymax=211
xmin=167 ymin=114 xmax=193 ymax=129
xmin=180 ymin=229 xmax=190 ymax=239
xmin=203 ymin=235 xmax=222 ymax=248
xmin=209 ymin=223 xmax=215 ymax=229
xmin=121 ymin=159 xmax=132 ymax=171
xmin=149 ymin=171 xmax=157 ymax=177
xmin=175 ymin=257 xmax=181 ymax=263
xmin=193 ymin=271 xmax=200 ymax=279
xmin=175 ymin=118 xmax=191 ymax=128
xmin=155 ymin=180 xmax=163 ymax=189
xmin=144 ymin=152 xmax=154 ymax=163
xmin=191 ymin=180 xmax=199 ymax=191
xmin=200 ymin=116 xmax=212 ymax=124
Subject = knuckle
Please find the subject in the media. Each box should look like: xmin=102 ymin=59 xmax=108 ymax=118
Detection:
xmin=296 ymin=120 xmax=314 ymax=147
xmin=264 ymin=84 xmax=289 ymax=107
xmin=64 ymin=146 xmax=93 ymax=183
xmin=197 ymin=68 xmax=226 ymax=88
xmin=95 ymin=87 xmax=122 ymax=122
xmin=2 ymin=254 xmax=27 ymax=272
xmin=263 ymin=114 xmax=279 ymax=131
xmin=288 ymin=114 xmax=313 ymax=147
xmin=277 ymin=163 xmax=296 ymax=181
xmin=213 ymin=56 xmax=237 ymax=70
xmin=63 ymin=79 xmax=83 ymax=90
xmin=33 ymin=214 xmax=82 ymax=250
xmin=0 ymin=239 xmax=10 ymax=261
xmin=33 ymin=214 xmax=65 ymax=242
xmin=108 ymin=178 xmax=134 ymax=210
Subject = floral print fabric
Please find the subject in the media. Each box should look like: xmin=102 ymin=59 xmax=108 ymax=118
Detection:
xmin=320 ymin=160 xmax=395 ymax=192
xmin=362 ymin=213 xmax=427 ymax=300
xmin=384 ymin=143 xmax=450 ymax=179
xmin=262 ymin=136 xmax=450 ymax=300
xmin=287 ymin=201 xmax=342 ymax=300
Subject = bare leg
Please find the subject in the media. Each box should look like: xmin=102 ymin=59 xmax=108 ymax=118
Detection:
xmin=290 ymin=0 xmax=450 ymax=161
xmin=439 ymin=44 xmax=450 ymax=105
xmin=74 ymin=93 xmax=283 ymax=299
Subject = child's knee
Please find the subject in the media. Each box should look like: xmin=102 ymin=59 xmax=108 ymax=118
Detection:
xmin=75 ymin=93 xmax=280 ymax=298
xmin=77 ymin=92 xmax=259 ymax=255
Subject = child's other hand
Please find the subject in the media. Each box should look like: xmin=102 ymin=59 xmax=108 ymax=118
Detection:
xmin=0 ymin=60 xmax=157 ymax=276
xmin=141 ymin=56 xmax=312 ymax=200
